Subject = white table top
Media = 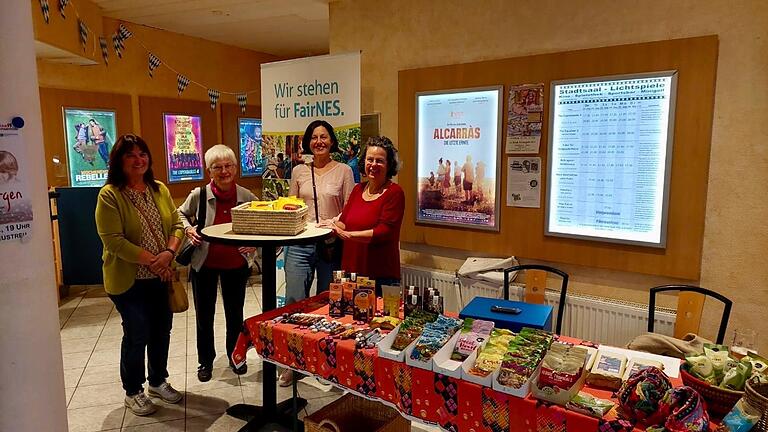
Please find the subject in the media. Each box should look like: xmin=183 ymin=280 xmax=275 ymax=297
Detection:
xmin=200 ymin=222 xmax=332 ymax=246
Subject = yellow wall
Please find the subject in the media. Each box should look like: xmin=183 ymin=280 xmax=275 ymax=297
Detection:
xmin=329 ymin=0 xmax=768 ymax=352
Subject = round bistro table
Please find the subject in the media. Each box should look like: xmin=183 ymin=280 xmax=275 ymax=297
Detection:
xmin=201 ymin=222 xmax=332 ymax=431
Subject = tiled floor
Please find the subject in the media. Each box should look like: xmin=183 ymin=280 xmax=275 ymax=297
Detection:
xmin=59 ymin=279 xmax=438 ymax=432
xmin=58 ymin=278 xmax=347 ymax=432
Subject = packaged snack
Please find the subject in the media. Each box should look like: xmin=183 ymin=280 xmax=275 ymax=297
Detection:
xmin=370 ymin=316 xmax=400 ymax=331
xmin=382 ymin=284 xmax=401 ymax=318
xmin=403 ymin=285 xmax=421 ymax=318
xmin=686 ymin=354 xmax=716 ymax=384
xmin=357 ymin=276 xmax=375 ymax=288
xmin=423 ymin=288 xmax=444 ymax=314
xmin=409 ymin=317 xmax=462 ymax=363
xmin=451 ymin=318 xmax=494 ymax=361
xmin=720 ymin=358 xmax=752 ymax=391
xmin=468 ymin=328 xmax=516 ymax=377
xmin=343 ymin=281 xmax=357 ymax=315
xmin=586 ymin=351 xmax=627 ymax=390
xmin=742 ymin=353 xmax=768 ymax=378
xmin=566 ymin=392 xmax=615 ymax=418
xmin=391 ymin=310 xmax=438 ymax=351
xmin=704 ymin=343 xmax=731 ymax=381
xmin=538 ymin=345 xmax=587 ymax=391
xmin=328 ymin=283 xmax=345 ymax=317
xmin=332 ymin=270 xmax=345 ymax=284
xmin=622 ymin=358 xmax=663 ymax=381
xmin=353 ymin=287 xmax=375 ymax=322
xmin=717 ymin=398 xmax=761 ymax=432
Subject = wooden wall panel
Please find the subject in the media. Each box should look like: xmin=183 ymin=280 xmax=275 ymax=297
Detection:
xmin=138 ymin=96 xmax=219 ymax=199
xmin=39 ymin=88 xmax=133 ymax=188
xmin=398 ymin=36 xmax=718 ymax=280
xmin=220 ymin=102 xmax=263 ymax=197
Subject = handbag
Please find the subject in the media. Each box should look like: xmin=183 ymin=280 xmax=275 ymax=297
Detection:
xmin=167 ymin=272 xmax=189 ymax=313
xmin=310 ymin=163 xmax=342 ymax=263
xmin=175 ymin=186 xmax=207 ymax=266
xmin=123 ymin=189 xmax=190 ymax=313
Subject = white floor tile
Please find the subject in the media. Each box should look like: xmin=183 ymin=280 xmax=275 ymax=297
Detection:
xmin=79 ymin=364 xmax=122 ymax=387
xmin=64 ymin=367 xmax=85 ymax=388
xmin=185 ymin=414 xmax=248 ymax=431
xmin=122 ymin=400 xmax=185 ymax=428
xmin=63 ymin=351 xmax=92 ymax=370
xmin=185 ymin=386 xmax=244 ymax=417
xmin=62 ymin=337 xmax=98 ymax=354
xmin=69 ymin=383 xmax=127 ymax=409
xmin=121 ymin=419 xmax=185 ymax=431
xmin=61 ymin=325 xmax=104 ymax=341
xmin=87 ymin=349 xmax=121 ymax=367
xmin=67 ymin=404 xmax=125 ymax=432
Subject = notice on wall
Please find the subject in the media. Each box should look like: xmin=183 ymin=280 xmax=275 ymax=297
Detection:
xmin=506 ymin=83 xmax=544 ymax=154
xmin=416 ymin=87 xmax=502 ymax=231
xmin=506 ymin=157 xmax=541 ymax=208
xmin=260 ymin=52 xmax=360 ymax=196
xmin=546 ymin=72 xmax=677 ymax=247
xmin=0 ymin=128 xmax=33 ymax=242
xmin=164 ymin=114 xmax=204 ymax=183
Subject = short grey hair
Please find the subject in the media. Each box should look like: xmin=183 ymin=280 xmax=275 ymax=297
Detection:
xmin=204 ymin=144 xmax=237 ymax=169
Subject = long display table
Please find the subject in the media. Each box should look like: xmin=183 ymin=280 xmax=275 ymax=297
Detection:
xmin=231 ymin=292 xmax=701 ymax=432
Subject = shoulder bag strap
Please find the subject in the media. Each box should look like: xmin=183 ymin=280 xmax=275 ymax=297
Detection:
xmin=309 ymin=164 xmax=320 ymax=223
xmin=196 ymin=186 xmax=207 ymax=234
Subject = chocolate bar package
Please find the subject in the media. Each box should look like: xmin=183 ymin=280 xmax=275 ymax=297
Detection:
xmin=423 ymin=287 xmax=444 ymax=314
xmin=382 ymin=284 xmax=401 ymax=318
xmin=343 ymin=281 xmax=357 ymax=315
xmin=353 ymin=287 xmax=375 ymax=322
xmin=329 ymin=283 xmax=345 ymax=318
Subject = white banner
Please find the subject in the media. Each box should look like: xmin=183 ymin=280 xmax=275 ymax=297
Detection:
xmin=261 ymin=51 xmax=360 ymax=133
xmin=260 ymin=52 xmax=361 ymax=197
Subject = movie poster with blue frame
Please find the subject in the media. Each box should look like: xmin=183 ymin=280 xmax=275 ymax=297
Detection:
xmin=238 ymin=117 xmax=263 ymax=177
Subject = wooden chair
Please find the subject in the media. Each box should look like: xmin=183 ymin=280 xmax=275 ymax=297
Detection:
xmin=648 ymin=284 xmax=733 ymax=344
xmin=502 ymin=265 xmax=569 ymax=335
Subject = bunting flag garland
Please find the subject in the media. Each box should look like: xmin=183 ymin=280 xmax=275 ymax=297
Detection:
xmin=58 ymin=0 xmax=69 ymax=18
xmin=78 ymin=19 xmax=88 ymax=52
xmin=112 ymin=33 xmax=125 ymax=58
xmin=237 ymin=93 xmax=248 ymax=114
xmin=208 ymin=89 xmax=221 ymax=110
xmin=148 ymin=53 xmax=161 ymax=77
xmin=177 ymin=74 xmax=190 ymax=95
xmin=118 ymin=24 xmax=133 ymax=41
xmin=99 ymin=37 xmax=109 ymax=65
xmin=39 ymin=0 xmax=50 ymax=23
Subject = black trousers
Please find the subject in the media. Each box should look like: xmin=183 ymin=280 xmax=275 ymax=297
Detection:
xmin=190 ymin=265 xmax=250 ymax=368
xmin=108 ymin=278 xmax=172 ymax=396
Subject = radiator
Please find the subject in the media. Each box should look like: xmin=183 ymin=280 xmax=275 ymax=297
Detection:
xmin=401 ymin=264 xmax=676 ymax=347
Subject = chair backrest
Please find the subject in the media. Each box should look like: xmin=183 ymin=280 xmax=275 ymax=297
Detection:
xmin=502 ymin=264 xmax=569 ymax=335
xmin=648 ymin=284 xmax=733 ymax=344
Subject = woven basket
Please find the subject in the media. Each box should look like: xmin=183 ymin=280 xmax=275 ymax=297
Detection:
xmin=680 ymin=363 xmax=743 ymax=416
xmin=304 ymin=394 xmax=410 ymax=432
xmin=231 ymin=203 xmax=308 ymax=236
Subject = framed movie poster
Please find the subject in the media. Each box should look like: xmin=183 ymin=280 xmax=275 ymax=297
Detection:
xmin=163 ymin=113 xmax=204 ymax=183
xmin=415 ymin=86 xmax=503 ymax=231
xmin=63 ymin=108 xmax=117 ymax=187
xmin=238 ymin=118 xmax=263 ymax=177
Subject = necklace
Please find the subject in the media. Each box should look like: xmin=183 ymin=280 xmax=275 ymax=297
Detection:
xmin=365 ymin=181 xmax=389 ymax=197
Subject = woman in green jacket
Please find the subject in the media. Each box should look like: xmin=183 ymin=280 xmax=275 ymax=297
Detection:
xmin=95 ymin=134 xmax=184 ymax=416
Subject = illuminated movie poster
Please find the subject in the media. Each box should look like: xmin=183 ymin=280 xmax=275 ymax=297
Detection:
xmin=416 ymin=87 xmax=503 ymax=231
xmin=238 ymin=118 xmax=263 ymax=177
xmin=164 ymin=114 xmax=204 ymax=183
xmin=63 ymin=108 xmax=117 ymax=187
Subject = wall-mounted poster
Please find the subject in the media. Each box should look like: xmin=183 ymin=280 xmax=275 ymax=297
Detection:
xmin=163 ymin=114 xmax=204 ymax=183
xmin=238 ymin=118 xmax=263 ymax=177
xmin=0 ymin=127 xmax=33 ymax=242
xmin=545 ymin=71 xmax=677 ymax=248
xmin=416 ymin=86 xmax=503 ymax=231
xmin=63 ymin=108 xmax=117 ymax=187
xmin=506 ymin=83 xmax=544 ymax=154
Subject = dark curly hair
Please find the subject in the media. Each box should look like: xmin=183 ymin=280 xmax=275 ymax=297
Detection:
xmin=358 ymin=136 xmax=400 ymax=179
xmin=106 ymin=134 xmax=159 ymax=191
xmin=301 ymin=120 xmax=340 ymax=155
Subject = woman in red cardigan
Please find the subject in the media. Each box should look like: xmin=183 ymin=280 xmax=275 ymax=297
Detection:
xmin=330 ymin=136 xmax=405 ymax=293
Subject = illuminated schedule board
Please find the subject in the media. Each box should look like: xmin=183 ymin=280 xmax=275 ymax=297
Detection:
xmin=545 ymin=71 xmax=677 ymax=248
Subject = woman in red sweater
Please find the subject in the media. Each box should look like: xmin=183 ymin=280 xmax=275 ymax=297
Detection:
xmin=330 ymin=136 xmax=405 ymax=293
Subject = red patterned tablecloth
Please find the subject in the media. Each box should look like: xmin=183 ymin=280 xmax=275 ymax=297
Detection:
xmin=233 ymin=292 xmax=692 ymax=432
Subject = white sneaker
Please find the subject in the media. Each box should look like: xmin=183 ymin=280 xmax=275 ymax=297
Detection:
xmin=147 ymin=382 xmax=183 ymax=404
xmin=125 ymin=392 xmax=157 ymax=416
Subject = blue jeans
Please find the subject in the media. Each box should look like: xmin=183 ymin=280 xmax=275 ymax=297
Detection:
xmin=108 ymin=278 xmax=172 ymax=396
xmin=284 ymin=244 xmax=338 ymax=304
